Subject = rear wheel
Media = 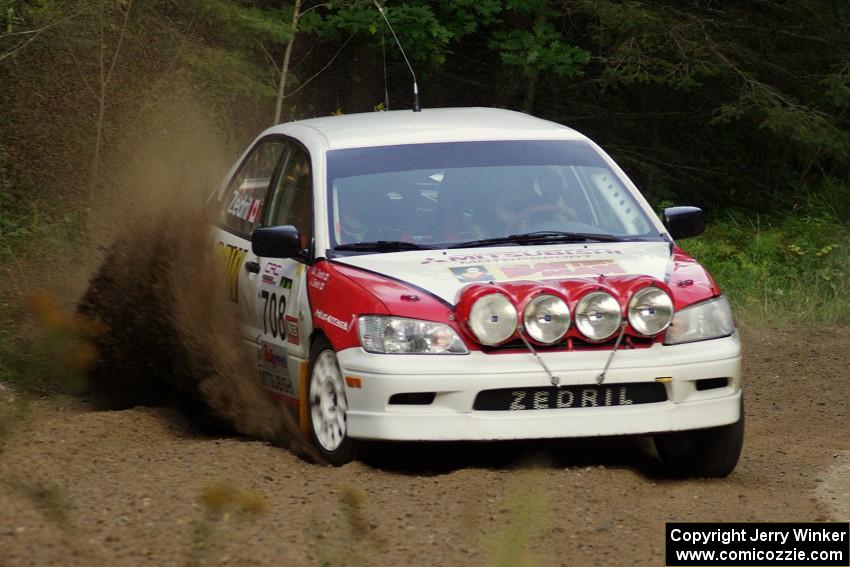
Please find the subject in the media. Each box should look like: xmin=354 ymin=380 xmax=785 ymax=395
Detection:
xmin=653 ymin=398 xmax=745 ymax=478
xmin=308 ymin=337 xmax=357 ymax=465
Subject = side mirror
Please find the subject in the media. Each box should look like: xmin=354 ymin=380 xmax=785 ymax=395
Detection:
xmin=252 ymin=225 xmax=302 ymax=258
xmin=663 ymin=206 xmax=705 ymax=240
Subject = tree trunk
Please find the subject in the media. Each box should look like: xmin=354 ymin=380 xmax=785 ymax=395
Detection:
xmin=273 ymin=0 xmax=302 ymax=125
xmin=90 ymin=0 xmax=107 ymax=197
xmin=90 ymin=0 xmax=132 ymax=197
xmin=522 ymin=14 xmax=546 ymax=115
xmin=523 ymin=69 xmax=539 ymax=114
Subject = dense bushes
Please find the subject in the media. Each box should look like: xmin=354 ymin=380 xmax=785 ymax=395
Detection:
xmin=681 ymin=184 xmax=850 ymax=326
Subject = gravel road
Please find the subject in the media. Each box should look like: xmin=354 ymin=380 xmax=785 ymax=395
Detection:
xmin=1 ymin=327 xmax=847 ymax=567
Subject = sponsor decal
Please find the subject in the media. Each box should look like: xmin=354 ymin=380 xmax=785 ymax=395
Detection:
xmin=258 ymin=342 xmax=293 ymax=394
xmin=315 ymin=309 xmax=351 ymax=331
xmin=499 ymin=259 xmax=624 ymax=279
xmin=451 ymin=265 xmax=495 ymax=282
xmin=262 ymin=262 xmax=282 ymax=286
xmin=260 ymin=343 xmax=287 ymax=368
xmin=226 ymin=190 xmax=263 ymax=224
xmin=509 ymin=387 xmax=633 ymax=410
xmin=450 ymin=258 xmax=624 ymax=282
xmin=261 ymin=290 xmax=286 ymax=338
xmin=280 ymin=276 xmax=293 ymax=290
xmin=311 ymin=267 xmax=330 ymax=280
xmin=421 ymin=248 xmax=622 ymax=266
xmin=259 ymin=369 xmax=294 ymax=395
xmin=309 ymin=266 xmax=330 ymax=291
xmin=285 ymin=315 xmax=300 ymax=345
xmin=214 ymin=242 xmax=248 ymax=302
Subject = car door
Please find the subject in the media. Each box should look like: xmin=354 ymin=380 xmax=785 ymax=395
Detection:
xmin=212 ymin=137 xmax=288 ymax=342
xmin=249 ymin=140 xmax=315 ymax=404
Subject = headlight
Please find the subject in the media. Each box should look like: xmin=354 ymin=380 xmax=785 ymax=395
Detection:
xmin=628 ymin=286 xmax=674 ymax=336
xmin=523 ymin=294 xmax=570 ymax=344
xmin=468 ymin=293 xmax=517 ymax=346
xmin=663 ymin=296 xmax=735 ymax=345
xmin=358 ymin=316 xmax=468 ymax=354
xmin=575 ymin=291 xmax=621 ymax=341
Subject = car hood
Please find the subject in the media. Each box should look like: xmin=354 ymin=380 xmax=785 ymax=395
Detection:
xmin=331 ymin=241 xmax=672 ymax=305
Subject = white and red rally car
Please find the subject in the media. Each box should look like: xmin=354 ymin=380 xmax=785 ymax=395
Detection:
xmin=212 ymin=107 xmax=743 ymax=476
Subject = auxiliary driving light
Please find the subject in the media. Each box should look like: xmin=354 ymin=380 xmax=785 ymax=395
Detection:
xmin=523 ymin=294 xmax=570 ymax=344
xmin=575 ymin=291 xmax=622 ymax=341
xmin=468 ymin=293 xmax=517 ymax=346
xmin=627 ymin=286 xmax=674 ymax=336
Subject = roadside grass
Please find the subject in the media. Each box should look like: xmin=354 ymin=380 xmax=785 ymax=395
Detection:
xmin=681 ymin=208 xmax=850 ymax=328
xmin=3 ymin=478 xmax=72 ymax=529
xmin=187 ymin=482 xmax=269 ymax=567
xmin=0 ymin=291 xmax=101 ymax=397
xmin=0 ymin=189 xmax=91 ymax=397
xmin=310 ymin=485 xmax=388 ymax=567
xmin=484 ymin=472 xmax=547 ymax=567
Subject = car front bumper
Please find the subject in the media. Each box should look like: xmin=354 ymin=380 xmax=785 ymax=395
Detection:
xmin=336 ymin=332 xmax=742 ymax=441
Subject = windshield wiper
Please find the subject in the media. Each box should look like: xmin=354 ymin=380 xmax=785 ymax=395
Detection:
xmin=448 ymin=231 xmax=630 ymax=249
xmin=334 ymin=240 xmax=438 ymax=253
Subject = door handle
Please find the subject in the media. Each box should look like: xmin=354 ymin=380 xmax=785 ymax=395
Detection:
xmin=245 ymin=261 xmax=260 ymax=274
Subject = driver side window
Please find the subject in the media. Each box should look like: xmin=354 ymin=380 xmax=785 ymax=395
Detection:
xmin=265 ymin=143 xmax=314 ymax=249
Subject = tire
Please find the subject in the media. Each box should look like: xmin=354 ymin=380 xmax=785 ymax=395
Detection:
xmin=653 ymin=397 xmax=745 ymax=478
xmin=307 ymin=337 xmax=357 ymax=465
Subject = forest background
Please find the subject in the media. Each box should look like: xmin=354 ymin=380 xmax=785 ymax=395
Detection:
xmin=1 ymin=0 xmax=849 ymax=347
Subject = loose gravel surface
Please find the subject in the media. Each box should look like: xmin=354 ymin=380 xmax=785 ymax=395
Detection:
xmin=1 ymin=328 xmax=848 ymax=567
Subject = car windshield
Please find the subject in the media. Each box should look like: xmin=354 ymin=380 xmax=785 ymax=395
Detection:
xmin=326 ymin=140 xmax=660 ymax=251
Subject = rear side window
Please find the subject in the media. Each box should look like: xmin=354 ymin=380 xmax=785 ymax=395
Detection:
xmin=266 ymin=144 xmax=314 ymax=247
xmin=219 ymin=139 xmax=286 ymax=237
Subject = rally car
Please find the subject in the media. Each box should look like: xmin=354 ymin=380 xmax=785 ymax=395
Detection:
xmin=212 ymin=107 xmax=743 ymax=476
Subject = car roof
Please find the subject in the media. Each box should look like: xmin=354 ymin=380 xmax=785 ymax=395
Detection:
xmin=267 ymin=107 xmax=587 ymax=150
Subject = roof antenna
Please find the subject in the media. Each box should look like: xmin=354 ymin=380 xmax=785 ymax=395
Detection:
xmin=373 ymin=0 xmax=420 ymax=112
xmin=381 ymin=27 xmax=390 ymax=110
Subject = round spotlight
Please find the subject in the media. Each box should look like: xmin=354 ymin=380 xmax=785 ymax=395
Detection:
xmin=628 ymin=286 xmax=674 ymax=336
xmin=468 ymin=293 xmax=518 ymax=346
xmin=523 ymin=294 xmax=570 ymax=344
xmin=575 ymin=291 xmax=622 ymax=341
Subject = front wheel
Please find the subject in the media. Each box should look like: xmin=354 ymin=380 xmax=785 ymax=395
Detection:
xmin=308 ymin=338 xmax=357 ymax=466
xmin=653 ymin=398 xmax=745 ymax=478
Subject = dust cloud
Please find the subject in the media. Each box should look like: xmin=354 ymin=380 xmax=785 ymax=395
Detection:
xmin=75 ymin=96 xmax=313 ymax=457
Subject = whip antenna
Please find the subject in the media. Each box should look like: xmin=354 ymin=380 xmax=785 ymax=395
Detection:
xmin=373 ymin=0 xmax=421 ymax=112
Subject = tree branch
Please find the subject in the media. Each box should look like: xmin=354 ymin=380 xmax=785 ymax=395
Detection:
xmin=104 ymin=0 xmax=134 ymax=90
xmin=283 ymin=32 xmax=354 ymax=99
xmin=0 ymin=13 xmax=81 ymax=62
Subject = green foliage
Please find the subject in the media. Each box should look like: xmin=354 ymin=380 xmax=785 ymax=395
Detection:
xmin=586 ymin=0 xmax=720 ymax=90
xmin=194 ymin=0 xmax=293 ymax=47
xmin=0 ymin=291 xmax=100 ymax=397
xmin=303 ymin=0 xmax=588 ymax=77
xmin=711 ymin=82 xmax=850 ymax=166
xmin=682 ymin=200 xmax=850 ymax=327
xmin=0 ymin=195 xmax=86 ymax=265
xmin=491 ymin=19 xmax=588 ymax=79
xmin=822 ymin=65 xmax=850 ymax=109
xmin=301 ymin=1 xmax=457 ymax=66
